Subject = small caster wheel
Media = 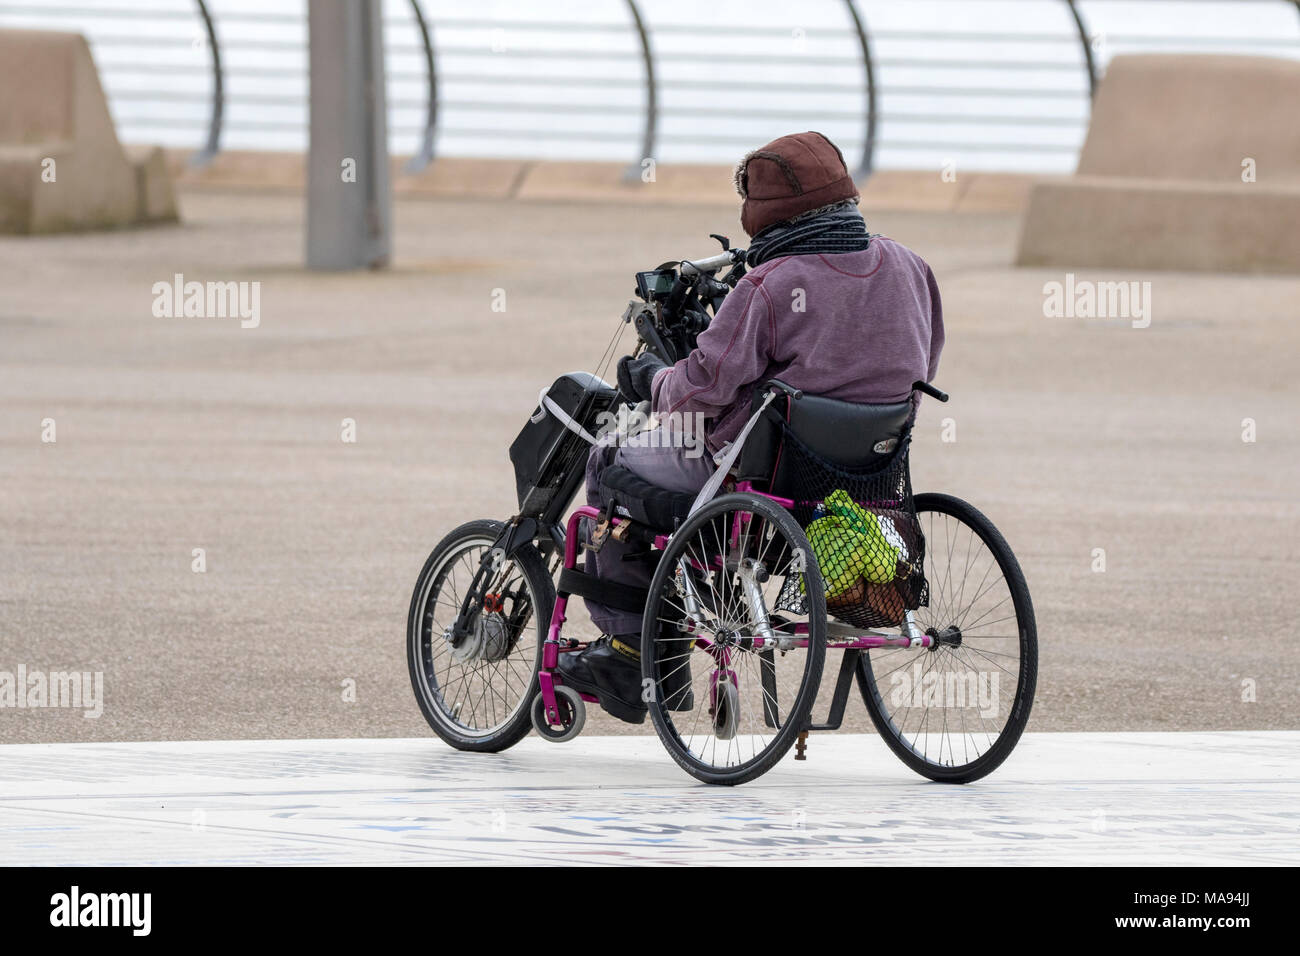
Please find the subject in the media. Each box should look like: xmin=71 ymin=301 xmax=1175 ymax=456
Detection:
xmin=530 ymin=684 xmax=585 ymax=742
xmin=713 ymin=679 xmax=740 ymax=741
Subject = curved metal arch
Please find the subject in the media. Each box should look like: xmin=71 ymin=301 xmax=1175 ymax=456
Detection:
xmin=1065 ymin=0 xmax=1099 ymax=99
xmin=191 ymin=0 xmax=224 ymax=166
xmin=405 ymin=0 xmax=439 ymax=173
xmin=843 ymin=0 xmax=877 ymax=180
xmin=622 ymin=0 xmax=658 ymax=182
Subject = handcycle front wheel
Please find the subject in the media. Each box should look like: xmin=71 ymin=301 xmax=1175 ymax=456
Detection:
xmin=857 ymin=493 xmax=1038 ymax=783
xmin=642 ymin=493 xmax=827 ymax=786
xmin=407 ymin=519 xmax=553 ymax=752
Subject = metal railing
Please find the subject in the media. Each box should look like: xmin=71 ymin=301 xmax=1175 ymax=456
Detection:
xmin=843 ymin=0 xmax=877 ymax=177
xmin=1 ymin=0 xmax=1299 ymax=176
xmin=403 ymin=0 xmax=436 ymax=173
xmin=622 ymin=0 xmax=655 ymax=181
xmin=192 ymin=0 xmax=221 ymax=166
xmin=1065 ymin=0 xmax=1100 ymax=96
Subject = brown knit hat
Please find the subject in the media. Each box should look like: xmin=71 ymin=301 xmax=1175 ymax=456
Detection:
xmin=733 ymin=131 xmax=859 ymax=238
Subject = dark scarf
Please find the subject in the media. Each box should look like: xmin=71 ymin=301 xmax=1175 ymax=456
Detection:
xmin=745 ymin=202 xmax=872 ymax=267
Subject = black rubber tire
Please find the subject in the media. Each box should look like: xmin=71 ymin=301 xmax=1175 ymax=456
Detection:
xmin=857 ymin=493 xmax=1038 ymax=783
xmin=644 ymin=493 xmax=826 ymax=786
xmin=407 ymin=519 xmax=553 ymax=753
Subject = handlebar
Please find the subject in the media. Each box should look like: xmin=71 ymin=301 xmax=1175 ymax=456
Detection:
xmin=622 ymin=243 xmax=740 ymax=364
xmin=679 ymin=249 xmax=745 ymax=276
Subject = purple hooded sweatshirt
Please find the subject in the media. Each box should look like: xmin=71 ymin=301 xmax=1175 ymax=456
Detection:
xmin=651 ymin=237 xmax=944 ymax=453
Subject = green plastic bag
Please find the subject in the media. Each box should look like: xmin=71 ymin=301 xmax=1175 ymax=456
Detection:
xmin=805 ymin=490 xmax=899 ymax=597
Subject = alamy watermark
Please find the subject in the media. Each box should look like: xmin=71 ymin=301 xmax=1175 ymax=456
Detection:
xmin=1043 ymin=273 xmax=1151 ymax=328
xmin=890 ymin=663 xmax=999 ymax=719
xmin=0 ymin=665 xmax=103 ymax=718
xmin=594 ymin=406 xmax=710 ymax=460
xmin=152 ymin=273 xmax=260 ymax=329
xmin=50 ymin=886 xmax=150 ymax=936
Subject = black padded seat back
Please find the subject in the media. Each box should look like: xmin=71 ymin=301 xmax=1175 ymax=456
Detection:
xmin=736 ymin=382 xmax=914 ymax=495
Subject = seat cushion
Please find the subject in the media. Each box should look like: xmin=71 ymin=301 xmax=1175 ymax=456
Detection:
xmin=597 ymin=465 xmax=696 ymax=531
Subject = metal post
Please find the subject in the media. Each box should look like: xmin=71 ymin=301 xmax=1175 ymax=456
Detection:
xmin=1065 ymin=0 xmax=1099 ymax=99
xmin=190 ymin=0 xmax=223 ymax=167
xmin=306 ymin=0 xmax=391 ymax=270
xmin=404 ymin=0 xmax=438 ymax=173
xmin=843 ymin=0 xmax=877 ymax=180
xmin=622 ymin=0 xmax=657 ymax=183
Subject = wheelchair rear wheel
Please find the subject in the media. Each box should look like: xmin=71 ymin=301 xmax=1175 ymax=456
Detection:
xmin=857 ymin=493 xmax=1037 ymax=782
xmin=643 ymin=493 xmax=826 ymax=786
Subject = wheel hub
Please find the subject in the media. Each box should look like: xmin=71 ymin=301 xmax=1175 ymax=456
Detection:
xmin=926 ymin=624 xmax=963 ymax=650
xmin=447 ymin=611 xmax=511 ymax=663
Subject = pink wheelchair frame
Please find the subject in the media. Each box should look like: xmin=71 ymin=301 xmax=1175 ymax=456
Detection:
xmin=535 ymin=483 xmax=935 ymax=731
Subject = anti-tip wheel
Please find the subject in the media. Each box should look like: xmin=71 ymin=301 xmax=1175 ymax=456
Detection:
xmin=713 ymin=678 xmax=740 ymax=741
xmin=530 ymin=684 xmax=586 ymax=742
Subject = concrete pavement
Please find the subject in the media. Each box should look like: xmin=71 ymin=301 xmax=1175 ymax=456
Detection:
xmin=1 ymin=732 xmax=1294 ymax=865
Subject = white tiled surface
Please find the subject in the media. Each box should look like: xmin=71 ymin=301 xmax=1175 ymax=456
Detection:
xmin=1 ymin=733 xmax=1295 ymax=866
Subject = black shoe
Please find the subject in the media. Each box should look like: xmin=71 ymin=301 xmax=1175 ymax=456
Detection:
xmin=555 ymin=635 xmax=647 ymax=724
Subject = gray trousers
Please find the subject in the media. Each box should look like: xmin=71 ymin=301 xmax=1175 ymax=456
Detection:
xmin=581 ymin=428 xmax=715 ymax=635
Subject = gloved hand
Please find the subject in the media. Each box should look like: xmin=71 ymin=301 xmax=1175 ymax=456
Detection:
xmin=617 ymin=353 xmax=667 ymax=404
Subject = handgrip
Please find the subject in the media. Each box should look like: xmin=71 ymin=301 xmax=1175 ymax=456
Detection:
xmin=912 ymin=380 xmax=949 ymax=403
xmin=763 ymin=379 xmax=804 ymax=401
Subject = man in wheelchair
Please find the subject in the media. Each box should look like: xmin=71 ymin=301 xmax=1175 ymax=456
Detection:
xmin=560 ymin=131 xmax=945 ymax=724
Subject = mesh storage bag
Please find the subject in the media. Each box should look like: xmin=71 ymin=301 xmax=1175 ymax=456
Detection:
xmin=772 ymin=426 xmax=928 ymax=629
